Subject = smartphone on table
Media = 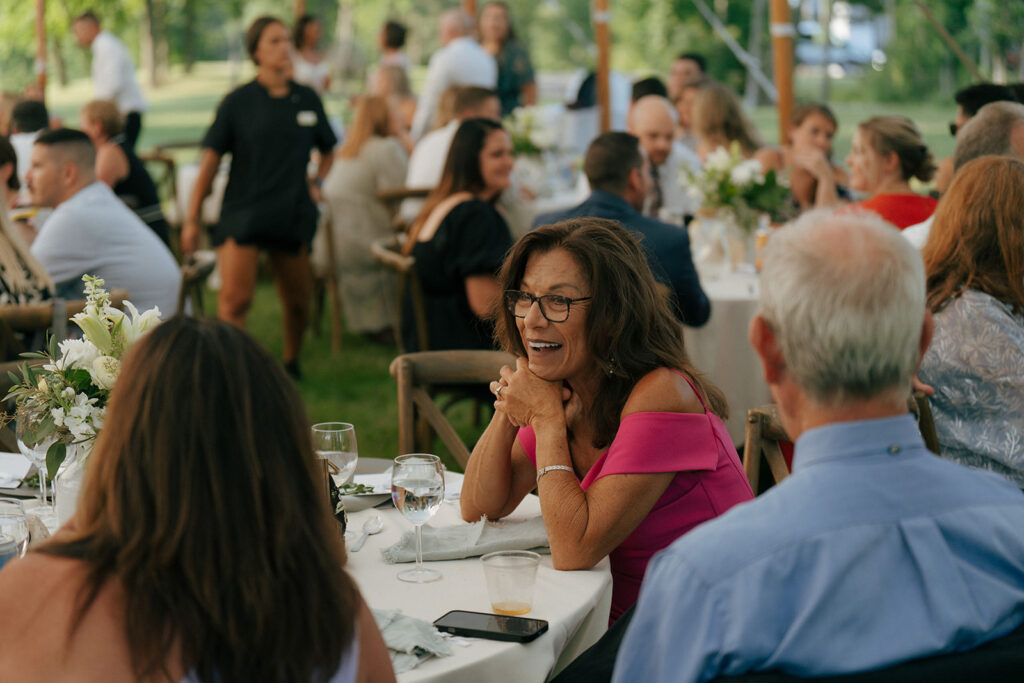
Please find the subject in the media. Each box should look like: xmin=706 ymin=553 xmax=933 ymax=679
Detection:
xmin=433 ymin=610 xmax=549 ymax=643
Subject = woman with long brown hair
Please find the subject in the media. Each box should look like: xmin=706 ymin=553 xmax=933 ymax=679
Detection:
xmin=0 ymin=317 xmax=394 ymax=681
xmin=478 ymin=1 xmax=536 ymax=115
xmin=317 ymin=95 xmax=407 ymax=344
xmin=919 ymin=156 xmax=1024 ymax=488
xmin=402 ymin=117 xmax=514 ymax=351
xmin=691 ymin=82 xmax=778 ymax=170
xmin=461 ymin=218 xmax=753 ymax=622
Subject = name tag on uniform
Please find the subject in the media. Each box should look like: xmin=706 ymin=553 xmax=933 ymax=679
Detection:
xmin=297 ymin=110 xmax=317 ymax=126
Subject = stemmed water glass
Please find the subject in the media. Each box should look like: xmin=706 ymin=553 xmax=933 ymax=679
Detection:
xmin=16 ymin=419 xmax=54 ymax=508
xmin=391 ymin=454 xmax=445 ymax=583
xmin=0 ymin=499 xmax=30 ymax=568
xmin=311 ymin=423 xmax=359 ymax=486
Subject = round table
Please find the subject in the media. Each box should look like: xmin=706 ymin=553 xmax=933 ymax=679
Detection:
xmin=345 ymin=470 xmax=613 ymax=683
xmin=683 ymin=271 xmax=772 ymax=444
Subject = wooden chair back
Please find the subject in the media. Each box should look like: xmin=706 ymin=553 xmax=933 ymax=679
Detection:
xmin=177 ymin=254 xmax=215 ymax=316
xmin=389 ymin=351 xmax=514 ymax=469
xmin=376 ymin=186 xmax=432 ymax=235
xmin=742 ymin=391 xmax=941 ymax=495
xmin=371 ymin=237 xmax=428 ymax=354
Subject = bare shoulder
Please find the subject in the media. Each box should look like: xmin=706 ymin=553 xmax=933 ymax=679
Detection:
xmin=621 ymin=368 xmax=704 ymax=417
xmin=754 ymin=146 xmax=784 ymax=171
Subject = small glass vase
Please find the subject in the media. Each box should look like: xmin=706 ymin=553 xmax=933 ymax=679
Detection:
xmin=54 ymin=443 xmax=89 ymax=527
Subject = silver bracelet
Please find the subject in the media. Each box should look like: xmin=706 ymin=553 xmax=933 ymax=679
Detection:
xmin=536 ymin=465 xmax=575 ymax=483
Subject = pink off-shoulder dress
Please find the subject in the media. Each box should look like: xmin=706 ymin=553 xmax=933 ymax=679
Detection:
xmin=517 ymin=372 xmax=754 ymax=621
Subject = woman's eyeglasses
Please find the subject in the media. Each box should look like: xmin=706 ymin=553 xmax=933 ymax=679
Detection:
xmin=504 ymin=290 xmax=591 ymax=323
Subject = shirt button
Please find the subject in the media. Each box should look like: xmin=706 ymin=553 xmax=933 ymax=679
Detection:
xmin=887 ymin=444 xmax=901 ymax=455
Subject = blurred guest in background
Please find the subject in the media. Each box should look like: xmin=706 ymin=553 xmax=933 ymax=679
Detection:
xmin=403 ymin=118 xmax=514 ymax=351
xmin=479 ymin=1 xmax=536 ymax=116
xmin=0 ymin=91 xmax=19 ymax=137
xmin=920 ymin=156 xmax=1024 ymax=489
xmin=691 ymin=82 xmax=777 ymax=171
xmin=627 ymin=95 xmax=700 ymax=219
xmin=292 ymin=14 xmax=331 ymax=96
xmin=784 ymin=103 xmax=849 ymax=210
xmin=672 ymin=80 xmax=705 ymax=152
xmin=535 ymin=132 xmax=709 ymax=327
xmin=411 ymin=10 xmax=496 ymax=140
xmin=630 ymin=76 xmax=668 ymax=102
xmin=0 ymin=137 xmax=21 ymax=211
xmin=667 ymin=52 xmax=707 ymax=101
xmin=379 ymin=20 xmax=409 ymax=71
xmin=72 ymin=11 xmax=148 ymax=150
xmin=0 ymin=317 xmax=395 ymax=682
xmin=369 ymin=64 xmax=417 ymax=147
xmin=9 ymin=100 xmax=50 ymax=198
xmin=79 ymin=99 xmax=170 ymax=246
xmin=846 ymin=115 xmax=937 ymax=229
xmin=934 ymin=83 xmax=1019 ymax=194
xmin=317 ymin=95 xmax=407 ymax=345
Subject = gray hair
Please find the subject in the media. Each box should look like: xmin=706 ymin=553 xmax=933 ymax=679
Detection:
xmin=440 ymin=9 xmax=474 ymax=37
xmin=759 ymin=209 xmax=926 ymax=406
xmin=953 ymin=101 xmax=1024 ymax=171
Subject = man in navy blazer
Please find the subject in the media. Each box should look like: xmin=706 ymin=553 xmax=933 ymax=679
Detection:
xmin=533 ymin=132 xmax=710 ymax=326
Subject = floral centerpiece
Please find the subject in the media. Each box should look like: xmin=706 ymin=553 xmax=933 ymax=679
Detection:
xmin=7 ymin=275 xmax=162 ymax=479
xmin=682 ymin=141 xmax=789 ymax=232
xmin=503 ymin=106 xmax=557 ymax=157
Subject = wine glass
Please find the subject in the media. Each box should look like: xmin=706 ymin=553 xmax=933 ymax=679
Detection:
xmin=0 ymin=499 xmax=29 ymax=568
xmin=391 ymin=453 xmax=445 ymax=583
xmin=16 ymin=419 xmax=54 ymax=507
xmin=311 ymin=423 xmax=359 ymax=486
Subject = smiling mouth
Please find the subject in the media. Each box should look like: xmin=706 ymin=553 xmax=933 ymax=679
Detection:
xmin=528 ymin=341 xmax=562 ymax=352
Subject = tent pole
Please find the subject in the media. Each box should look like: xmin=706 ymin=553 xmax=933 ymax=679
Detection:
xmin=35 ymin=0 xmax=47 ymax=97
xmin=463 ymin=0 xmax=477 ymax=15
xmin=769 ymin=0 xmax=794 ymax=144
xmin=594 ymin=0 xmax=611 ymax=132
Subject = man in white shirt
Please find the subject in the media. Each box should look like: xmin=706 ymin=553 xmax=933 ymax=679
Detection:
xmin=628 ymin=95 xmax=701 ymax=220
xmin=410 ymin=10 xmax=496 ymax=140
xmin=400 ymin=86 xmax=501 ymax=222
xmin=903 ymin=101 xmax=1024 ymax=249
xmin=26 ymin=129 xmax=179 ymax=316
xmin=9 ymin=100 xmax=50 ymax=203
xmin=72 ymin=11 xmax=148 ymax=151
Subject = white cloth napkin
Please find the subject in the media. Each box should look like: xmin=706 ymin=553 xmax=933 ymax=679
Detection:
xmin=372 ymin=609 xmax=453 ymax=673
xmin=381 ymin=516 xmax=549 ymax=564
xmin=0 ymin=452 xmax=31 ymax=488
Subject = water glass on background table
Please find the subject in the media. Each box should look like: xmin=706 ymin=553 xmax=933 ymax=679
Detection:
xmin=16 ymin=420 xmax=54 ymax=506
xmin=391 ymin=454 xmax=445 ymax=583
xmin=311 ymin=422 xmax=358 ymax=486
xmin=0 ymin=499 xmax=29 ymax=569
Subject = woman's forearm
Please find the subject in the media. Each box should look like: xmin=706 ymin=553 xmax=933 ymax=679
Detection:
xmin=187 ymin=149 xmax=221 ymax=222
xmin=460 ymin=413 xmax=521 ymax=521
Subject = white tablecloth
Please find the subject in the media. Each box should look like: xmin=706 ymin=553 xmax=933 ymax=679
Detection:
xmin=684 ymin=272 xmax=771 ymax=444
xmin=346 ymin=472 xmax=612 ymax=683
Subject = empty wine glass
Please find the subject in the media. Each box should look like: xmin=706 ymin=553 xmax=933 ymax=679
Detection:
xmin=16 ymin=419 xmax=54 ymax=506
xmin=0 ymin=499 xmax=29 ymax=568
xmin=391 ymin=453 xmax=444 ymax=583
xmin=311 ymin=423 xmax=358 ymax=486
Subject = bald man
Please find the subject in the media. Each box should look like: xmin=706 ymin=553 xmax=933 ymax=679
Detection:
xmin=410 ymin=10 xmax=497 ymax=140
xmin=628 ymin=95 xmax=701 ymax=219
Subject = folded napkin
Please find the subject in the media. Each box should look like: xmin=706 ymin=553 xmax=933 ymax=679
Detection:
xmin=381 ymin=516 xmax=549 ymax=564
xmin=372 ymin=609 xmax=452 ymax=673
xmin=0 ymin=452 xmax=31 ymax=488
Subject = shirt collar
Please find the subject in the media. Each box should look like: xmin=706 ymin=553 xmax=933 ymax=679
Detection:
xmin=793 ymin=414 xmax=927 ymax=472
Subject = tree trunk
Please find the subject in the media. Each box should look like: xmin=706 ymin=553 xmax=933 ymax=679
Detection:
xmin=183 ymin=0 xmax=196 ymax=74
xmin=50 ymin=35 xmax=69 ymax=87
xmin=142 ymin=0 xmax=161 ymax=87
xmin=744 ymin=0 xmax=765 ymax=108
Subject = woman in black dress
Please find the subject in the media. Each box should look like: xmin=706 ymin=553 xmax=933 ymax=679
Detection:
xmin=403 ymin=117 xmax=515 ymax=351
xmin=183 ymin=15 xmax=336 ymax=378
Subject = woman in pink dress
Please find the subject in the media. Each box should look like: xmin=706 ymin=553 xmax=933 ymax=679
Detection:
xmin=461 ymin=218 xmax=754 ymax=621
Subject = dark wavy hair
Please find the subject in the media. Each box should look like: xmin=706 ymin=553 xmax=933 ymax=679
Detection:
xmin=293 ymin=13 xmax=320 ymax=50
xmin=405 ymin=117 xmax=504 ymax=254
xmin=495 ymin=218 xmax=728 ymax=448
xmin=41 ymin=317 xmax=357 ymax=682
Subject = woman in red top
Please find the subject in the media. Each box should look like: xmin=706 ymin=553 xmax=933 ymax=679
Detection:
xmin=845 ymin=115 xmax=937 ymax=229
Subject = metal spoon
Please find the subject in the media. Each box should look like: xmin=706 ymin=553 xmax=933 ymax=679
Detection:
xmin=350 ymin=511 xmax=383 ymax=552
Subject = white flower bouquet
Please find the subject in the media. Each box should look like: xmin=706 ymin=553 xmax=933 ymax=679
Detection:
xmin=682 ymin=142 xmax=788 ymax=232
xmin=6 ymin=275 xmax=162 ymax=477
xmin=503 ymin=106 xmax=558 ymax=156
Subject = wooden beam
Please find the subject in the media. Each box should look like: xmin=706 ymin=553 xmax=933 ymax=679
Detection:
xmin=594 ymin=0 xmax=611 ymax=132
xmin=912 ymin=0 xmax=985 ymax=83
xmin=35 ymin=0 xmax=47 ymax=96
xmin=463 ymin=0 xmax=477 ymax=16
xmin=769 ymin=0 xmax=794 ymax=144
xmin=295 ymin=0 xmax=306 ymax=20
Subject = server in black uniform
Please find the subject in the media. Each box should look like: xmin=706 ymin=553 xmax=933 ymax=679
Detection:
xmin=183 ymin=15 xmax=337 ymax=379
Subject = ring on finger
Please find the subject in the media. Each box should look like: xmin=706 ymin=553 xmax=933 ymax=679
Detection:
xmin=495 ymin=384 xmax=504 ymax=399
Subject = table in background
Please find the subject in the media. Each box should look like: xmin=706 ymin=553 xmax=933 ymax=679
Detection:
xmin=683 ymin=271 xmax=771 ymax=444
xmin=346 ymin=470 xmax=612 ymax=683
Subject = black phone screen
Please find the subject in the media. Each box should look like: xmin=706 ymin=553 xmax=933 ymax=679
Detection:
xmin=434 ymin=610 xmax=549 ymax=642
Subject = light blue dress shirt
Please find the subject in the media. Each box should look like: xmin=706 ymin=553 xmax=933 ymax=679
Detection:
xmin=612 ymin=415 xmax=1024 ymax=682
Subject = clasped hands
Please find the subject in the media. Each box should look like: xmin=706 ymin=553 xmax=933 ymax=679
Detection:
xmin=490 ymin=358 xmax=575 ymax=430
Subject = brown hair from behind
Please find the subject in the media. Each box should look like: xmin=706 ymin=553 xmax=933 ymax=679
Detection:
xmin=40 ymin=316 xmax=358 ymax=682
xmin=337 ymin=95 xmax=392 ymax=159
xmin=691 ymin=82 xmax=763 ymax=156
xmin=924 ymin=155 xmax=1024 ymax=316
xmin=80 ymin=99 xmax=124 ymax=140
xmin=495 ymin=218 xmax=727 ymax=449
xmin=858 ymin=115 xmax=936 ymax=182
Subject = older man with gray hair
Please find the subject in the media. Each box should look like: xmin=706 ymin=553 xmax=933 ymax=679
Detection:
xmin=612 ymin=210 xmax=1024 ymax=682
xmin=904 ymin=100 xmax=1024 ymax=248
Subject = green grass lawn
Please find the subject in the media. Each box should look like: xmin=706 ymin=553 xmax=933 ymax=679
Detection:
xmin=40 ymin=62 xmax=955 ymax=470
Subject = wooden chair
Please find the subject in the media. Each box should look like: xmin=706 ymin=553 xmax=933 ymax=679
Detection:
xmin=376 ymin=186 xmax=432 ymax=234
xmin=742 ymin=391 xmax=941 ymax=495
xmin=371 ymin=237 xmax=428 ymax=354
xmin=389 ymin=350 xmax=515 ymax=469
xmin=177 ymin=253 xmax=216 ymax=316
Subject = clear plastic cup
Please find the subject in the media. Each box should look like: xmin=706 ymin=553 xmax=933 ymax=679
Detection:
xmin=481 ymin=550 xmax=541 ymax=615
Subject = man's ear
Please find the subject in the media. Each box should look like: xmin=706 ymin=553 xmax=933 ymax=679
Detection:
xmin=61 ymin=160 xmax=78 ymax=188
xmin=749 ymin=314 xmax=785 ymax=385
